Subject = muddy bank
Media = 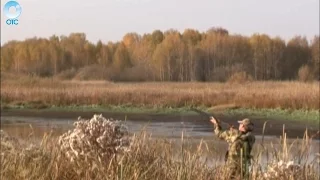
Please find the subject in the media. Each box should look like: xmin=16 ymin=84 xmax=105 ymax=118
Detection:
xmin=1 ymin=109 xmax=319 ymax=139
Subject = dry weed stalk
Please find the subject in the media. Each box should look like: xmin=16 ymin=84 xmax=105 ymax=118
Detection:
xmin=0 ymin=130 xmax=20 ymax=153
xmin=58 ymin=114 xmax=131 ymax=163
xmin=263 ymin=160 xmax=303 ymax=179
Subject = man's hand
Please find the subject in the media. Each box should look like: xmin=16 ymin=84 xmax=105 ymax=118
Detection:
xmin=210 ymin=116 xmax=218 ymax=125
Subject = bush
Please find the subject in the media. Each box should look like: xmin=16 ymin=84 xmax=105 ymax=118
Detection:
xmin=54 ymin=68 xmax=77 ymax=80
xmin=227 ymin=71 xmax=253 ymax=83
xmin=298 ymin=65 xmax=314 ymax=82
xmin=72 ymin=65 xmax=110 ymax=81
xmin=58 ymin=114 xmax=130 ymax=163
xmin=111 ymin=65 xmax=155 ymax=82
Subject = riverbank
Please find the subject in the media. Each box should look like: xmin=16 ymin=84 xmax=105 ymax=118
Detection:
xmin=2 ymin=104 xmax=319 ymax=123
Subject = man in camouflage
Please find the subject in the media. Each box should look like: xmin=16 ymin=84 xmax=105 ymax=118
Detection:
xmin=210 ymin=117 xmax=255 ymax=180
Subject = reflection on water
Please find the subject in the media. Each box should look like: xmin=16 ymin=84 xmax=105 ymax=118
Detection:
xmin=1 ymin=116 xmax=319 ymax=167
xmin=1 ymin=116 xmax=73 ymax=140
xmin=1 ymin=116 xmax=229 ymax=139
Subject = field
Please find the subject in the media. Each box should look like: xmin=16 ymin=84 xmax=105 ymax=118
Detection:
xmin=1 ymin=75 xmax=319 ymax=111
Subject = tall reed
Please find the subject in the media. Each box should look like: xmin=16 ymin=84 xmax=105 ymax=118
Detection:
xmin=1 ymin=126 xmax=319 ymax=180
xmin=1 ymin=78 xmax=319 ymax=110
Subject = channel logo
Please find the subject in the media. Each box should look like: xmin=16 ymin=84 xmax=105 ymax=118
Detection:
xmin=3 ymin=0 xmax=22 ymax=25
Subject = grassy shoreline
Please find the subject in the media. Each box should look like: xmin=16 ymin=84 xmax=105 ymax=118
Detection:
xmin=2 ymin=103 xmax=319 ymax=123
xmin=1 ymin=79 xmax=319 ymax=123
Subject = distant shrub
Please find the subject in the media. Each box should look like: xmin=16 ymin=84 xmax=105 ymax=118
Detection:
xmin=211 ymin=67 xmax=228 ymax=82
xmin=298 ymin=65 xmax=314 ymax=82
xmin=227 ymin=71 xmax=253 ymax=83
xmin=54 ymin=68 xmax=77 ymax=80
xmin=72 ymin=65 xmax=109 ymax=81
xmin=1 ymin=72 xmax=36 ymax=81
xmin=112 ymin=65 xmax=154 ymax=82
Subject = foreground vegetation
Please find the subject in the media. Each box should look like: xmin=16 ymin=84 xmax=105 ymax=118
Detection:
xmin=1 ymin=76 xmax=319 ymax=111
xmin=1 ymin=114 xmax=319 ymax=180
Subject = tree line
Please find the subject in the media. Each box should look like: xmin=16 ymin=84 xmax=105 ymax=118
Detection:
xmin=1 ymin=27 xmax=319 ymax=81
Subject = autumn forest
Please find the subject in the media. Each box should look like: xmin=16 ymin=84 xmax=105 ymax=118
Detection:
xmin=1 ymin=27 xmax=319 ymax=82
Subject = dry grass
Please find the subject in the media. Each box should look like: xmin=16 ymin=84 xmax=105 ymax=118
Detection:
xmin=0 ymin=114 xmax=319 ymax=180
xmin=1 ymin=76 xmax=319 ymax=110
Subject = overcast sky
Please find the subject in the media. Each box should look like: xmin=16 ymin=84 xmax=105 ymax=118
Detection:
xmin=1 ymin=0 xmax=319 ymax=45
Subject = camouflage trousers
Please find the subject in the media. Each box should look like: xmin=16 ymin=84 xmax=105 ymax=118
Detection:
xmin=224 ymin=156 xmax=251 ymax=180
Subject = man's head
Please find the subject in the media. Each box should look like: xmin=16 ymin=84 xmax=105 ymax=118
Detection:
xmin=238 ymin=118 xmax=254 ymax=132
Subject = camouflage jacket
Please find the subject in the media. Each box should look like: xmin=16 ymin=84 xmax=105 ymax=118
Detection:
xmin=213 ymin=122 xmax=255 ymax=160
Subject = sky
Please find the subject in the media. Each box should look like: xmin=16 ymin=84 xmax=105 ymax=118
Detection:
xmin=1 ymin=0 xmax=319 ymax=45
